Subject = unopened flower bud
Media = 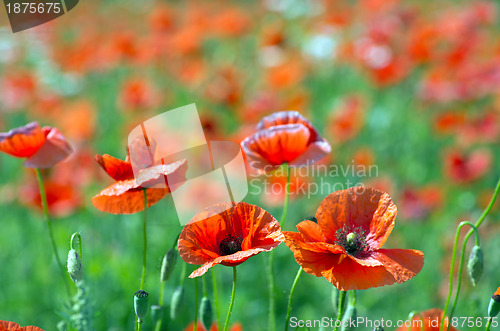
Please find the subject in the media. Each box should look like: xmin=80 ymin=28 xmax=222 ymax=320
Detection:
xmin=160 ymin=248 xmax=177 ymax=282
xmin=199 ymin=296 xmax=213 ymax=331
xmin=488 ymin=287 xmax=500 ymax=318
xmin=67 ymin=249 xmax=83 ymax=282
xmin=467 ymin=245 xmax=484 ymax=286
xmin=151 ymin=304 xmax=163 ymax=325
xmin=170 ymin=286 xmax=185 ymax=320
xmin=134 ymin=290 xmax=149 ymax=321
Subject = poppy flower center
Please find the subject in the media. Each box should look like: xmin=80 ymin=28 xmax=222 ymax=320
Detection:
xmin=335 ymin=226 xmax=368 ymax=255
xmin=219 ymin=234 xmax=243 ymax=256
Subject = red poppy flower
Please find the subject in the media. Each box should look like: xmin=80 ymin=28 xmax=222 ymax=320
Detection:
xmin=92 ymin=153 xmax=187 ymax=214
xmin=394 ymin=309 xmax=459 ymax=331
xmin=241 ymin=111 xmax=331 ymax=173
xmin=283 ymin=187 xmax=424 ymax=291
xmin=444 ymin=148 xmax=492 ymax=183
xmin=0 ymin=320 xmax=44 ymax=331
xmin=0 ymin=122 xmax=72 ymax=168
xmin=178 ymin=202 xmax=283 ymax=277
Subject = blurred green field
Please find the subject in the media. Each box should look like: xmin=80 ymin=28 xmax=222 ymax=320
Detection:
xmin=1 ymin=0 xmax=499 ymax=330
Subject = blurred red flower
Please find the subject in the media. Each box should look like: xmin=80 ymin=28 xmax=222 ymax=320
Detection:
xmin=444 ymin=148 xmax=492 ymax=183
xmin=329 ymin=96 xmax=365 ymax=144
xmin=0 ymin=320 xmax=44 ymax=331
xmin=283 ymin=187 xmax=424 ymax=290
xmin=20 ymin=177 xmax=81 ymax=217
xmin=0 ymin=122 xmax=72 ymax=168
xmin=184 ymin=321 xmax=242 ymax=331
xmin=394 ymin=309 xmax=459 ymax=331
xmin=241 ymin=111 xmax=331 ymax=173
xmin=118 ymin=78 xmax=159 ymax=112
xmin=92 ymin=153 xmax=187 ymax=214
xmin=178 ymin=202 xmax=283 ymax=278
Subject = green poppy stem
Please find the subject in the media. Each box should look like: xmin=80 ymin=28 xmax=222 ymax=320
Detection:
xmin=279 ymin=163 xmax=291 ymax=229
xmin=441 ymin=177 xmax=500 ymax=331
xmin=485 ymin=318 xmax=492 ymax=331
xmin=268 ymin=163 xmax=291 ymax=331
xmin=194 ymin=277 xmax=199 ymax=331
xmin=140 ymin=189 xmax=148 ymax=290
xmin=284 ymin=267 xmax=303 ymax=331
xmin=333 ymin=290 xmax=347 ymax=331
xmin=223 ymin=266 xmax=237 ymax=331
xmin=212 ymin=268 xmax=222 ymax=331
xmin=35 ymin=168 xmax=71 ymax=300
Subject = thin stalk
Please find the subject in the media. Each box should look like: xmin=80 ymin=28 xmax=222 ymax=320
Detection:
xmin=348 ymin=290 xmax=356 ymax=307
xmin=441 ymin=178 xmax=500 ymax=331
xmin=140 ymin=189 xmax=148 ymax=290
xmin=212 ymin=268 xmax=222 ymax=331
xmin=485 ymin=318 xmax=492 ymax=331
xmin=223 ymin=267 xmax=237 ymax=331
xmin=284 ymin=267 xmax=303 ymax=331
xmin=441 ymin=221 xmax=479 ymax=331
xmin=333 ymin=291 xmax=347 ymax=331
xmin=268 ymin=163 xmax=291 ymax=331
xmin=35 ymin=168 xmax=71 ymax=300
xmin=194 ymin=277 xmax=198 ymax=331
xmin=279 ymin=163 xmax=291 ymax=228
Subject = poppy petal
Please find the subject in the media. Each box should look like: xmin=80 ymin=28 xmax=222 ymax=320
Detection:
xmin=288 ymin=139 xmax=331 ymax=168
xmin=24 ymin=127 xmax=73 ymax=168
xmin=95 ymin=154 xmax=134 ymax=181
xmin=19 ymin=327 xmax=45 ymax=331
xmin=296 ymin=220 xmax=326 ymax=242
xmin=283 ymin=231 xmax=344 ymax=278
xmin=0 ymin=321 xmax=21 ymax=330
xmin=374 ymin=248 xmax=425 ymax=284
xmin=135 ymin=159 xmax=188 ymax=189
xmin=0 ymin=122 xmax=45 ymax=158
xmin=257 ymin=110 xmax=320 ymax=142
xmin=91 ymin=180 xmax=167 ymax=214
xmin=241 ymin=124 xmax=310 ymax=172
xmin=316 ymin=187 xmax=396 ymax=248
xmin=189 ymin=248 xmax=267 ymax=277
xmin=395 ymin=309 xmax=458 ymax=331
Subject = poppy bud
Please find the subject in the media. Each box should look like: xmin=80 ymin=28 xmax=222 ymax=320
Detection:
xmin=341 ymin=306 xmax=357 ymax=331
xmin=160 ymin=248 xmax=177 ymax=282
xmin=151 ymin=304 xmax=163 ymax=325
xmin=488 ymin=288 xmax=500 ymax=318
xmin=67 ymin=249 xmax=83 ymax=282
xmin=170 ymin=286 xmax=185 ymax=320
xmin=199 ymin=296 xmax=213 ymax=331
xmin=134 ymin=290 xmax=149 ymax=321
xmin=467 ymin=245 xmax=484 ymax=286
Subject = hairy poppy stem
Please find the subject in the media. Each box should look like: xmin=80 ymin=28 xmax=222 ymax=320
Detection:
xmin=194 ymin=277 xmax=199 ymax=331
xmin=284 ymin=267 xmax=303 ymax=331
xmin=212 ymin=268 xmax=222 ymax=331
xmin=140 ymin=189 xmax=148 ymax=290
xmin=223 ymin=266 xmax=237 ymax=331
xmin=35 ymin=168 xmax=71 ymax=300
xmin=485 ymin=318 xmax=492 ymax=331
xmin=279 ymin=162 xmax=291 ymax=228
xmin=268 ymin=163 xmax=291 ymax=331
xmin=441 ymin=177 xmax=500 ymax=331
xmin=333 ymin=290 xmax=347 ymax=331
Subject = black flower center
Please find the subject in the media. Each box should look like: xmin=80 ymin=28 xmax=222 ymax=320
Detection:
xmin=219 ymin=234 xmax=243 ymax=256
xmin=334 ymin=225 xmax=368 ymax=255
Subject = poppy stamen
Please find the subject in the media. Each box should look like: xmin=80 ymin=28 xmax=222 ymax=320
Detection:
xmin=335 ymin=225 xmax=368 ymax=255
xmin=219 ymin=234 xmax=243 ymax=256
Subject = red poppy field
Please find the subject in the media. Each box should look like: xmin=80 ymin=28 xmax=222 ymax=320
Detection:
xmin=0 ymin=1 xmax=499 ymax=330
